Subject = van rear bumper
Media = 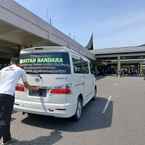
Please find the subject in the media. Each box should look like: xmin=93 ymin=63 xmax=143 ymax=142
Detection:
xmin=14 ymin=100 xmax=76 ymax=118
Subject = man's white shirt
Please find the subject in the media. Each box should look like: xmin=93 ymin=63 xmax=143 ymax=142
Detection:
xmin=0 ymin=64 xmax=27 ymax=96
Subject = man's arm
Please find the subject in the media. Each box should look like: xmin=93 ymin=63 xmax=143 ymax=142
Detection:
xmin=21 ymin=69 xmax=39 ymax=90
xmin=23 ymin=81 xmax=39 ymax=90
xmin=23 ymin=81 xmax=32 ymax=90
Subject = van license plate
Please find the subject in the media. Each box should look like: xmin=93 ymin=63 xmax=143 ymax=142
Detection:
xmin=29 ymin=89 xmax=47 ymax=97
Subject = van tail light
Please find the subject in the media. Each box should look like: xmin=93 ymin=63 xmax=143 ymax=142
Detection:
xmin=49 ymin=87 xmax=71 ymax=94
xmin=16 ymin=84 xmax=25 ymax=92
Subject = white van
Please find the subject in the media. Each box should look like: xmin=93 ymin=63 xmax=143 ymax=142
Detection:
xmin=14 ymin=46 xmax=97 ymax=120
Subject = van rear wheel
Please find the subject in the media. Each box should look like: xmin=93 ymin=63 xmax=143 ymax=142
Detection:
xmin=73 ymin=98 xmax=83 ymax=121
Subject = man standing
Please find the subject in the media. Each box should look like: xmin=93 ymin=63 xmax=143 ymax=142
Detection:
xmin=0 ymin=57 xmax=38 ymax=145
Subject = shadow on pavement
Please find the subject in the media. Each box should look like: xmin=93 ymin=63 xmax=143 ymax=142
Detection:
xmin=10 ymin=130 xmax=62 ymax=145
xmin=21 ymin=97 xmax=113 ymax=132
xmin=95 ymin=75 xmax=106 ymax=80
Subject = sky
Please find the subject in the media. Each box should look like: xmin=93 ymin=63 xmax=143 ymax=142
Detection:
xmin=15 ymin=0 xmax=145 ymax=49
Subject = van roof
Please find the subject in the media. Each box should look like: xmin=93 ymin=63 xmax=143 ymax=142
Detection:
xmin=20 ymin=46 xmax=95 ymax=60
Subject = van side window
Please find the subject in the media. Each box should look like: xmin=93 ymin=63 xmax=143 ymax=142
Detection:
xmin=72 ymin=58 xmax=82 ymax=73
xmin=90 ymin=61 xmax=96 ymax=75
xmin=72 ymin=57 xmax=89 ymax=74
xmin=81 ymin=59 xmax=89 ymax=74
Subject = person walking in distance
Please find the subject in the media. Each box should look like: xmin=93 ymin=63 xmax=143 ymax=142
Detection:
xmin=0 ymin=57 xmax=39 ymax=145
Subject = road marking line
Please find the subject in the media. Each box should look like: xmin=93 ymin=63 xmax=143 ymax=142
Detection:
xmin=102 ymin=96 xmax=112 ymax=114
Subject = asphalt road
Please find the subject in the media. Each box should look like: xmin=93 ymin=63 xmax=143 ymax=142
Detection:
xmin=11 ymin=76 xmax=145 ymax=145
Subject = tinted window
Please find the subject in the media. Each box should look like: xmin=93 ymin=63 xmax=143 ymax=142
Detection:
xmin=90 ymin=61 xmax=97 ymax=75
xmin=72 ymin=58 xmax=82 ymax=73
xmin=20 ymin=52 xmax=71 ymax=74
xmin=81 ymin=59 xmax=89 ymax=74
xmin=72 ymin=57 xmax=89 ymax=74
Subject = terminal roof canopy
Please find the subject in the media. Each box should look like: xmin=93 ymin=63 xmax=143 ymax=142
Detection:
xmin=92 ymin=46 xmax=145 ymax=56
xmin=86 ymin=34 xmax=94 ymax=50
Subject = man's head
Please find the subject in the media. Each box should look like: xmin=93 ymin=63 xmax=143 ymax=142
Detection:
xmin=10 ymin=57 xmax=19 ymax=65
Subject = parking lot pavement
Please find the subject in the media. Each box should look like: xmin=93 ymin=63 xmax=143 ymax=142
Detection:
xmin=11 ymin=76 xmax=145 ymax=145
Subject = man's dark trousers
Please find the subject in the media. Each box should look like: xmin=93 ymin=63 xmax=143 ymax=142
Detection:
xmin=0 ymin=94 xmax=14 ymax=143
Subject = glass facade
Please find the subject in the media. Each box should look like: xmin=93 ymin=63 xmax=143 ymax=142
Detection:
xmin=96 ymin=54 xmax=145 ymax=76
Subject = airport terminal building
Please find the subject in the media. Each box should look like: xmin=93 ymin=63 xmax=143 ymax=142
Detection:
xmin=92 ymin=45 xmax=145 ymax=77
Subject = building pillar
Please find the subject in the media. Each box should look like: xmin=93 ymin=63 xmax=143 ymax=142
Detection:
xmin=140 ymin=63 xmax=143 ymax=77
xmin=117 ymin=56 xmax=121 ymax=77
xmin=139 ymin=63 xmax=141 ymax=76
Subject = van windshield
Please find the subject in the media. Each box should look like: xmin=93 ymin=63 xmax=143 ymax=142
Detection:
xmin=19 ymin=52 xmax=71 ymax=74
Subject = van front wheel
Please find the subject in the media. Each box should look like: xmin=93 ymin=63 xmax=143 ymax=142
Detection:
xmin=73 ymin=98 xmax=83 ymax=121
